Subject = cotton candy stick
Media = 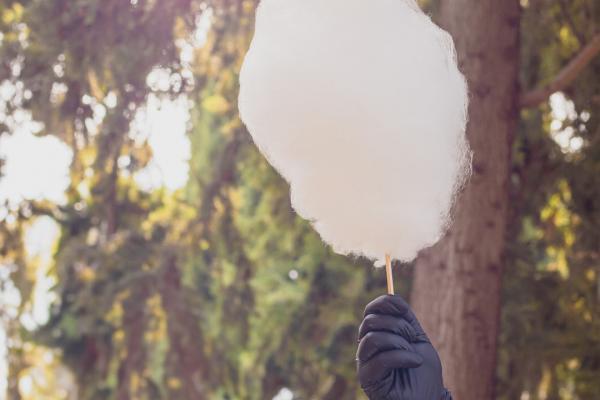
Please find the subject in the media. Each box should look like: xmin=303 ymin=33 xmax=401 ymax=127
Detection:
xmin=385 ymin=254 xmax=394 ymax=295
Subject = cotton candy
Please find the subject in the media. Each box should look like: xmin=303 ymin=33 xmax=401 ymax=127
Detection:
xmin=238 ymin=0 xmax=471 ymax=265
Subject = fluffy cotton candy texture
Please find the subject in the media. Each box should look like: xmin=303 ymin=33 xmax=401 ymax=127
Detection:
xmin=238 ymin=0 xmax=471 ymax=265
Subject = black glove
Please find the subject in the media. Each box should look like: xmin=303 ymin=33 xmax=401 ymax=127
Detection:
xmin=357 ymin=295 xmax=452 ymax=400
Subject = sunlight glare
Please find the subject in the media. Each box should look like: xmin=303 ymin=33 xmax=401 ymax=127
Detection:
xmin=0 ymin=130 xmax=72 ymax=205
xmin=549 ymin=93 xmax=584 ymax=154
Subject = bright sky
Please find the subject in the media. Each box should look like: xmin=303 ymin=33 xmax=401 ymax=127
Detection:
xmin=0 ymin=132 xmax=71 ymax=205
xmin=549 ymin=92 xmax=585 ymax=153
xmin=132 ymin=94 xmax=192 ymax=192
xmin=0 ymin=97 xmax=191 ymax=205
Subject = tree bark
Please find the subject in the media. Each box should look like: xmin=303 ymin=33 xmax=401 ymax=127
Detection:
xmin=117 ymin=278 xmax=151 ymax=400
xmin=159 ymin=253 xmax=212 ymax=399
xmin=411 ymin=2 xmax=520 ymax=400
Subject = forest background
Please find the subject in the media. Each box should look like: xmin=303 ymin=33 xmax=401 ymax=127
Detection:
xmin=0 ymin=0 xmax=599 ymax=399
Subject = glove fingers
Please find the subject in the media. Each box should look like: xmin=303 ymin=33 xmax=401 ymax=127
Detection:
xmin=358 ymin=349 xmax=423 ymax=386
xmin=363 ymin=295 xmax=429 ymax=342
xmin=357 ymin=331 xmax=414 ymax=362
xmin=358 ymin=314 xmax=417 ymax=342
xmin=364 ymin=295 xmax=410 ymax=317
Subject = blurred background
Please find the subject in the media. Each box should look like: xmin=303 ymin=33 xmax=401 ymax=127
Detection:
xmin=0 ymin=0 xmax=598 ymax=399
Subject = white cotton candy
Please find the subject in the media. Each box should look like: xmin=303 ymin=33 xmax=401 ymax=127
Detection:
xmin=238 ymin=0 xmax=471 ymax=265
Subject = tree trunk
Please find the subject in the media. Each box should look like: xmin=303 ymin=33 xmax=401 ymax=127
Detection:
xmin=411 ymin=2 xmax=520 ymax=399
xmin=159 ymin=253 xmax=212 ymax=399
xmin=117 ymin=277 xmax=151 ymax=400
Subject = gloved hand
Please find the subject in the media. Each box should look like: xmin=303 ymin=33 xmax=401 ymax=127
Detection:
xmin=357 ymin=295 xmax=452 ymax=400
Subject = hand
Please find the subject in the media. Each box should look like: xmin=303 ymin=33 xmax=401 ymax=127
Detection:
xmin=356 ymin=295 xmax=452 ymax=400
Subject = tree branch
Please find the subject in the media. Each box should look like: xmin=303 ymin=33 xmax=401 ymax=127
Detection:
xmin=520 ymin=33 xmax=600 ymax=108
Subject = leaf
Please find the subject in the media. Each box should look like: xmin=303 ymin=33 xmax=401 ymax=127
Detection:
xmin=202 ymin=95 xmax=230 ymax=114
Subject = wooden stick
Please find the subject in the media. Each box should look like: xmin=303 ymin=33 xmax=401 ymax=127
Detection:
xmin=385 ymin=253 xmax=394 ymax=295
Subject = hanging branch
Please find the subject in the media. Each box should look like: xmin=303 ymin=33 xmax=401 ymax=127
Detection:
xmin=520 ymin=33 xmax=600 ymax=108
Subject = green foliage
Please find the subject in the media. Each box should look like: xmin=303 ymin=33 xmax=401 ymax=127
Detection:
xmin=0 ymin=0 xmax=598 ymax=399
xmin=497 ymin=1 xmax=600 ymax=399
